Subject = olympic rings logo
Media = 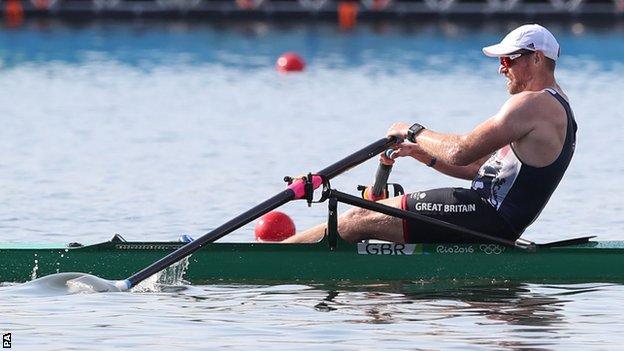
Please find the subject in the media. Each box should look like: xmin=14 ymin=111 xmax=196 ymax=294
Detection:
xmin=479 ymin=244 xmax=505 ymax=255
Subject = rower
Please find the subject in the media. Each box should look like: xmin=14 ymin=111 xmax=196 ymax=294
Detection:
xmin=284 ymin=24 xmax=577 ymax=244
xmin=69 ymin=25 xmax=575 ymax=293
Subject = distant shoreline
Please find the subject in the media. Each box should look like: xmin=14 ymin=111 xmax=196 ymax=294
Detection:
xmin=1 ymin=0 xmax=623 ymax=21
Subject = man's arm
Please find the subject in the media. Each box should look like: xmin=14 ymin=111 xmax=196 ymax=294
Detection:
xmin=429 ymin=154 xmax=491 ymax=180
xmin=388 ymin=92 xmax=540 ymax=167
xmin=399 ymin=147 xmax=489 ymax=180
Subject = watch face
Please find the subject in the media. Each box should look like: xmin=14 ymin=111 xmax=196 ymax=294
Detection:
xmin=408 ymin=123 xmax=424 ymax=141
xmin=410 ymin=124 xmax=423 ymax=133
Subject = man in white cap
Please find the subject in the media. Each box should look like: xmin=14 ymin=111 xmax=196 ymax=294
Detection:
xmin=285 ymin=24 xmax=577 ymax=244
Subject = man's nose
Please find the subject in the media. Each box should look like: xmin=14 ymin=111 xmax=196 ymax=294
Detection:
xmin=498 ymin=65 xmax=507 ymax=75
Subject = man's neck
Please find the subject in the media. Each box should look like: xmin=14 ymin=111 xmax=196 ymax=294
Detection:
xmin=524 ymin=72 xmax=557 ymax=92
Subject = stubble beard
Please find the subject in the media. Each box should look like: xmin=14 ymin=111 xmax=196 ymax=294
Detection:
xmin=506 ymin=72 xmax=528 ymax=95
xmin=507 ymin=79 xmax=525 ymax=94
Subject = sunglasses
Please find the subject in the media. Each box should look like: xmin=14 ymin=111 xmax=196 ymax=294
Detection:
xmin=499 ymin=50 xmax=535 ymax=69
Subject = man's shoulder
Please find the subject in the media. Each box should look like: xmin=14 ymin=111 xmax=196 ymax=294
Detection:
xmin=505 ymin=90 xmax=553 ymax=107
xmin=502 ymin=90 xmax=564 ymax=121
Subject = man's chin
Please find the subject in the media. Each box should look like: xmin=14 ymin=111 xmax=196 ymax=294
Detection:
xmin=507 ymin=83 xmax=523 ymax=95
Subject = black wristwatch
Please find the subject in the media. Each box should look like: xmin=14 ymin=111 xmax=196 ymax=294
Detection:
xmin=407 ymin=123 xmax=425 ymax=143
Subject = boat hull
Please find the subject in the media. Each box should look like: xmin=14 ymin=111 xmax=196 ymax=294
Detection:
xmin=2 ymin=239 xmax=623 ymax=284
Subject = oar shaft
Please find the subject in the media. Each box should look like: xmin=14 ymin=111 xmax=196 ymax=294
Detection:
xmin=317 ymin=137 xmax=399 ymax=179
xmin=372 ymin=164 xmax=392 ymax=197
xmin=123 ymin=136 xmax=399 ymax=289
xmin=372 ymin=149 xmax=394 ymax=197
xmin=126 ymin=190 xmax=295 ymax=287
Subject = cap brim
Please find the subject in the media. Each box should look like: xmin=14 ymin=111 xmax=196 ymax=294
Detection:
xmin=482 ymin=43 xmax=523 ymax=57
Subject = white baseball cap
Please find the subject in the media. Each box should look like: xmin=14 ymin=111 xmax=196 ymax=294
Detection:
xmin=483 ymin=24 xmax=560 ymax=61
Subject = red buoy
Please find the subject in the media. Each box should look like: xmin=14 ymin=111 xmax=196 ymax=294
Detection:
xmin=276 ymin=52 xmax=305 ymax=73
xmin=254 ymin=211 xmax=296 ymax=242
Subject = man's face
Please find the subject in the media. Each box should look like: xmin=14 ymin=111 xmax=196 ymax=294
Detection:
xmin=499 ymin=52 xmax=535 ymax=94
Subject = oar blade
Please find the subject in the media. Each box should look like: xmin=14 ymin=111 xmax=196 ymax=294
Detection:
xmin=65 ymin=274 xmax=130 ymax=293
xmin=1 ymin=273 xmax=129 ymax=296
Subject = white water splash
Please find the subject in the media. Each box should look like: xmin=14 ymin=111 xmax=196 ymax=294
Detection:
xmin=130 ymin=256 xmax=191 ymax=293
xmin=1 ymin=254 xmax=192 ymax=296
xmin=30 ymin=255 xmax=39 ymax=280
xmin=66 ymin=278 xmax=107 ymax=294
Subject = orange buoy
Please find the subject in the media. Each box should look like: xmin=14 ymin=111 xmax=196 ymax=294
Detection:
xmin=338 ymin=1 xmax=358 ymax=30
xmin=254 ymin=211 xmax=296 ymax=242
xmin=5 ymin=0 xmax=24 ymax=28
xmin=275 ymin=52 xmax=305 ymax=73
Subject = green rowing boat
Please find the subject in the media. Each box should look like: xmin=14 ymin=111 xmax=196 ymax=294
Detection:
xmin=2 ymin=138 xmax=621 ymax=290
xmin=1 ymin=235 xmax=623 ymax=284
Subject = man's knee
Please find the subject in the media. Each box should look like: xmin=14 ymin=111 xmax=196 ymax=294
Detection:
xmin=342 ymin=206 xmax=372 ymax=222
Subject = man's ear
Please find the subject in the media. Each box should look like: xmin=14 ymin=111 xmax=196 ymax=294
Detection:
xmin=534 ymin=51 xmax=543 ymax=65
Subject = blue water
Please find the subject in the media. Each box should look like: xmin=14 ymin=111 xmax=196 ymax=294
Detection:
xmin=1 ymin=20 xmax=623 ymax=350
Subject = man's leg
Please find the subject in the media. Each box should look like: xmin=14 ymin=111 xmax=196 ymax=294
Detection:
xmin=282 ymin=196 xmax=405 ymax=243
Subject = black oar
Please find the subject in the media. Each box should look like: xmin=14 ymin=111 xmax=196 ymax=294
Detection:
xmin=110 ymin=136 xmax=400 ymax=290
xmin=361 ymin=149 xmax=395 ymax=201
xmin=371 ymin=149 xmax=394 ymax=198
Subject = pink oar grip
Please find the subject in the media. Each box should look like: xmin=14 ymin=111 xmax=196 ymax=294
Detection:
xmin=287 ymin=175 xmax=323 ymax=199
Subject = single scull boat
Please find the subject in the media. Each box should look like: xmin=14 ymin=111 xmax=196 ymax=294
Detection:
xmin=2 ymin=137 xmax=620 ymax=289
xmin=1 ymin=234 xmax=622 ymax=284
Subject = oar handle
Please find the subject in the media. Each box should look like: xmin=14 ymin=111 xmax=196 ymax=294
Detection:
xmin=371 ymin=149 xmax=394 ymax=197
